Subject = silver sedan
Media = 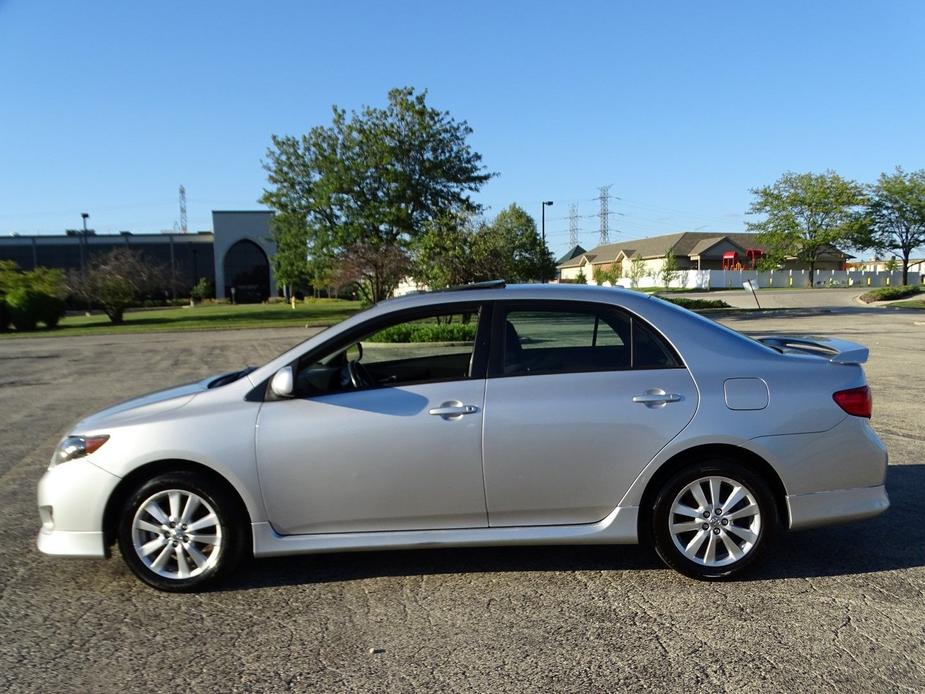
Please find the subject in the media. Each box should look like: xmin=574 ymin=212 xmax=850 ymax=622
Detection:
xmin=37 ymin=282 xmax=889 ymax=590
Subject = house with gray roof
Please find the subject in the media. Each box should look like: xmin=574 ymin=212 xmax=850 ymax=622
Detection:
xmin=557 ymin=231 xmax=850 ymax=283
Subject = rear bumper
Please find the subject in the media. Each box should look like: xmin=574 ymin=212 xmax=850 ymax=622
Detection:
xmin=787 ymin=484 xmax=889 ymax=530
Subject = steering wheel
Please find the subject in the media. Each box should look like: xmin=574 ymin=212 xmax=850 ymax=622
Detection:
xmin=346 ymin=359 xmax=373 ymax=389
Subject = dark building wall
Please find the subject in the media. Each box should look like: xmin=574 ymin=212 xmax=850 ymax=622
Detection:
xmin=0 ymin=234 xmax=216 ymax=296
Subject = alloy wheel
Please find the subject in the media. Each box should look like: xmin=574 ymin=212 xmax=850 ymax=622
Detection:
xmin=131 ymin=489 xmax=223 ymax=580
xmin=668 ymin=475 xmax=761 ymax=567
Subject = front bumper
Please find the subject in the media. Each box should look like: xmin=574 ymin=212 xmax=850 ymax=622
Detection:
xmin=36 ymin=458 xmax=121 ymax=558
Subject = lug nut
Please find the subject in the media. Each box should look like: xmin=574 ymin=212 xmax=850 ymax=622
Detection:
xmin=701 ymin=523 xmax=709 ymax=530
xmin=702 ymin=512 xmax=710 ymax=518
xmin=721 ymin=519 xmax=728 ymax=526
xmin=716 ymin=509 xmax=723 ymax=515
xmin=712 ymin=528 xmax=720 ymax=535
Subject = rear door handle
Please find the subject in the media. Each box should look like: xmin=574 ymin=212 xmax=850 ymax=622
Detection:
xmin=633 ymin=391 xmax=683 ymax=407
xmin=428 ymin=401 xmax=480 ymax=418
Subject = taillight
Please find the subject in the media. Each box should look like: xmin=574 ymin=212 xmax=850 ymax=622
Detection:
xmin=833 ymin=386 xmax=872 ymax=418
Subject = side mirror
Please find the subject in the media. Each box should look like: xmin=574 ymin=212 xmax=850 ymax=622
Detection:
xmin=269 ymin=366 xmax=294 ymax=399
xmin=346 ymin=342 xmax=363 ymax=362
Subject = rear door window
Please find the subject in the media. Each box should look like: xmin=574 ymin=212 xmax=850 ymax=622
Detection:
xmin=493 ymin=301 xmax=680 ymax=377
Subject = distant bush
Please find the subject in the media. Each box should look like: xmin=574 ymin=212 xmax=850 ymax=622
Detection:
xmin=190 ymin=277 xmax=214 ymax=302
xmin=370 ymin=322 xmax=477 ymax=343
xmin=860 ymin=285 xmax=922 ymax=303
xmin=6 ymin=287 xmax=43 ymax=331
xmin=0 ymin=262 xmax=66 ymax=330
xmin=661 ymin=296 xmax=731 ymax=310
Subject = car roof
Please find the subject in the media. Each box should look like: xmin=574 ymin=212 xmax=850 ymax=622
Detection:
xmin=381 ymin=282 xmax=629 ymax=309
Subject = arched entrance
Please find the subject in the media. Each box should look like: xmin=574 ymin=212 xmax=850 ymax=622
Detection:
xmin=223 ymin=239 xmax=270 ymax=303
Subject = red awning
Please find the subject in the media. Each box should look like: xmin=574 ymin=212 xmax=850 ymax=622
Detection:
xmin=723 ymin=251 xmax=738 ymax=259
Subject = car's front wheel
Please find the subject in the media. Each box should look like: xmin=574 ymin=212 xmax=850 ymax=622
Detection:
xmin=116 ymin=471 xmax=245 ymax=591
xmin=651 ymin=460 xmax=777 ymax=579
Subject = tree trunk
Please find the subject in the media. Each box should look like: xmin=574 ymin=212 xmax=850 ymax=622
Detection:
xmin=902 ymin=251 xmax=910 ymax=286
xmin=809 ymin=259 xmax=816 ymax=288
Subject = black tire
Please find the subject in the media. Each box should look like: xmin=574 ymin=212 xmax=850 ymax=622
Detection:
xmin=116 ymin=470 xmax=246 ymax=592
xmin=651 ymin=459 xmax=778 ymax=580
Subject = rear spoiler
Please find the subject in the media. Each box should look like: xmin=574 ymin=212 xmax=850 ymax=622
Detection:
xmin=757 ymin=336 xmax=869 ymax=365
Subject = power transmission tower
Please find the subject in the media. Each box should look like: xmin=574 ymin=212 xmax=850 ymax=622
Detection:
xmin=597 ymin=185 xmax=612 ymax=245
xmin=178 ymin=185 xmax=188 ymax=234
xmin=568 ymin=204 xmax=580 ymax=248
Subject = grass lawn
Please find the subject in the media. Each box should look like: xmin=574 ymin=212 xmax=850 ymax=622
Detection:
xmin=0 ymin=299 xmax=363 ymax=338
xmin=889 ymin=299 xmax=925 ymax=309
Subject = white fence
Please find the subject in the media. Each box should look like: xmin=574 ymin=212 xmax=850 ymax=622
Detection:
xmin=603 ymin=269 xmax=921 ymax=290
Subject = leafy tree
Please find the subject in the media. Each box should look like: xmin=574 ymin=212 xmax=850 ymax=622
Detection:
xmin=858 ymin=167 xmax=925 ymax=285
xmin=412 ymin=211 xmax=481 ymax=290
xmin=575 ymin=269 xmax=588 ymax=284
xmin=593 ymin=264 xmax=620 ymax=286
xmin=190 ymin=277 xmax=214 ymax=303
xmin=746 ymin=171 xmax=866 ymax=284
xmin=659 ymin=250 xmax=682 ymax=288
xmin=269 ymin=212 xmax=311 ymax=297
xmin=261 ymin=87 xmax=494 ymax=302
xmin=331 ymin=242 xmax=411 ymax=305
xmin=68 ymin=248 xmax=169 ymax=324
xmin=487 ymin=204 xmax=556 ymax=282
xmin=627 ymin=254 xmax=647 ymax=288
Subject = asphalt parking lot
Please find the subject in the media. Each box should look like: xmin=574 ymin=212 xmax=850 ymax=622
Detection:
xmin=1 ymin=306 xmax=923 ymax=693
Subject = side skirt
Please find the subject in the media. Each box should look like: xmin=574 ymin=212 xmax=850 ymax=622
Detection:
xmin=252 ymin=506 xmax=639 ymax=558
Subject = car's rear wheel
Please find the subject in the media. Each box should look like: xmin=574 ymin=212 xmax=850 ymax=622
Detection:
xmin=116 ymin=471 xmax=245 ymax=592
xmin=651 ymin=460 xmax=777 ymax=579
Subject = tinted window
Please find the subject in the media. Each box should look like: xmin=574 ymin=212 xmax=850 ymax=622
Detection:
xmin=295 ymin=309 xmax=481 ymax=396
xmin=499 ymin=303 xmax=679 ymax=376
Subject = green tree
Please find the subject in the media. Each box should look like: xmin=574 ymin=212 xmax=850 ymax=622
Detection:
xmin=859 ymin=167 xmax=925 ymax=285
xmin=575 ymin=269 xmax=588 ymax=284
xmin=261 ymin=87 xmax=494 ymax=302
xmin=412 ymin=211 xmax=480 ymax=290
xmin=190 ymin=277 xmax=214 ymax=303
xmin=487 ymin=204 xmax=556 ymax=283
xmin=627 ymin=254 xmax=647 ymax=288
xmin=659 ymin=250 xmax=682 ymax=288
xmin=746 ymin=171 xmax=866 ymax=285
xmin=269 ymin=212 xmax=311 ymax=298
xmin=593 ymin=264 xmax=620 ymax=286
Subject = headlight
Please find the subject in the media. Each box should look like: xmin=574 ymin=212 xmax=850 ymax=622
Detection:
xmin=51 ymin=435 xmax=109 ymax=468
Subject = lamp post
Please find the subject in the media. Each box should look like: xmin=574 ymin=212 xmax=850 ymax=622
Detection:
xmin=541 ymin=200 xmax=553 ymax=283
xmin=80 ymin=213 xmax=90 ymax=313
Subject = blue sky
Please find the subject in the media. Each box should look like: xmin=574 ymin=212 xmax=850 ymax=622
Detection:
xmin=1 ymin=1 xmax=923 ymax=257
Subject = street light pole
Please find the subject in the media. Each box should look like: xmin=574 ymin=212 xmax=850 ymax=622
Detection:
xmin=541 ymin=200 xmax=554 ymax=283
xmin=80 ymin=212 xmax=91 ymax=313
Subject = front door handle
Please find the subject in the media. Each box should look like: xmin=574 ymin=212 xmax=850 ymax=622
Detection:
xmin=428 ymin=401 xmax=480 ymax=419
xmin=633 ymin=390 xmax=683 ymax=408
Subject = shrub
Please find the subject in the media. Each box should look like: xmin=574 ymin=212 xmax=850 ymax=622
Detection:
xmin=370 ymin=322 xmax=478 ymax=343
xmin=661 ymin=296 xmax=731 ymax=310
xmin=190 ymin=277 xmax=214 ymax=302
xmin=860 ymin=285 xmax=922 ymax=303
xmin=34 ymin=293 xmax=65 ymax=328
xmin=0 ymin=294 xmax=9 ymax=331
xmin=5 ymin=286 xmax=42 ymax=331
